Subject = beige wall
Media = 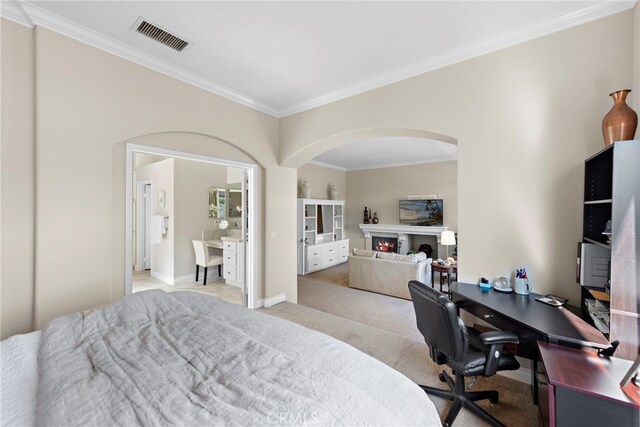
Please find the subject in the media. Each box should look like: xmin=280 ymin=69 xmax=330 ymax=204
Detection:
xmin=281 ymin=11 xmax=634 ymax=303
xmin=1 ymin=20 xmax=35 ymax=338
xmin=297 ymin=163 xmax=346 ymax=200
xmin=174 ymin=159 xmax=227 ymax=278
xmin=3 ymin=23 xmax=282 ymax=331
xmin=264 ymin=167 xmax=297 ymax=302
xmin=135 ymin=158 xmax=175 ymax=280
xmin=634 ymin=3 xmax=640 ymax=111
xmin=1 ymin=9 xmax=637 ymax=338
xmin=134 ymin=153 xmax=167 ymax=169
xmin=345 ymin=161 xmax=457 ymax=250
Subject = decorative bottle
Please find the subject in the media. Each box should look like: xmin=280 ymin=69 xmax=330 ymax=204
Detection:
xmin=363 ymin=207 xmax=369 ymax=224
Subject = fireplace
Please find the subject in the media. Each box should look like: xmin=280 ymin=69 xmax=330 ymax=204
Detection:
xmin=372 ymin=236 xmax=398 ymax=253
xmin=360 ymin=224 xmax=449 ymax=256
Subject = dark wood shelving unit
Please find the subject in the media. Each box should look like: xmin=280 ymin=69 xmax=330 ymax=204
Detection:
xmin=580 ymin=140 xmax=639 ymax=361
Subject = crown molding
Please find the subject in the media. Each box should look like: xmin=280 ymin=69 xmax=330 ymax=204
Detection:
xmin=0 ymin=1 xmax=34 ymax=27
xmin=18 ymin=1 xmax=280 ymax=118
xmin=307 ymin=160 xmax=347 ymax=172
xmin=4 ymin=1 xmax=636 ymax=119
xmin=310 ymin=155 xmax=457 ymax=172
xmin=344 ymin=156 xmax=458 ymax=172
xmin=279 ymin=1 xmax=636 ymax=117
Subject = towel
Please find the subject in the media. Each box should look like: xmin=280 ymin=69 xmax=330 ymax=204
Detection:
xmin=149 ymin=215 xmax=165 ymax=245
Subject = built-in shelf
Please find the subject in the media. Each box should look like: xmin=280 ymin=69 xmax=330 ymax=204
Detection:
xmin=585 ymin=286 xmax=611 ymax=305
xmin=584 ymin=199 xmax=613 ymax=205
xmin=583 ymin=237 xmax=610 ymax=249
xmin=298 ymin=198 xmax=348 ymax=276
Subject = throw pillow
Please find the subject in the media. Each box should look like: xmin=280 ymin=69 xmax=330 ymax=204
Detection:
xmin=353 ymin=248 xmax=377 ymax=258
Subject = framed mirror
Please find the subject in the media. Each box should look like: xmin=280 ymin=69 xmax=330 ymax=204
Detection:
xmin=208 ymin=187 xmax=226 ymax=219
xmin=228 ymin=189 xmax=243 ymax=218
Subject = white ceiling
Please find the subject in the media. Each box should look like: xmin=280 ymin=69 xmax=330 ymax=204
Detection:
xmin=7 ymin=0 xmax=631 ymax=169
xmin=4 ymin=1 xmax=635 ymax=117
xmin=311 ymin=137 xmax=457 ymax=171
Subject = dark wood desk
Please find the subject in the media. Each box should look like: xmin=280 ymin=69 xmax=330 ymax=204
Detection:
xmin=537 ymin=342 xmax=639 ymax=426
xmin=450 ymin=283 xmax=611 ymax=402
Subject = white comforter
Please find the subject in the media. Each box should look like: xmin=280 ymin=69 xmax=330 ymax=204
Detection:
xmin=31 ymin=290 xmax=439 ymax=426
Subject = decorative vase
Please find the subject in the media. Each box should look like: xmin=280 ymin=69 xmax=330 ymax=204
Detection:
xmin=602 ymin=89 xmax=637 ymax=147
xmin=329 ymin=183 xmax=338 ymax=200
xmin=372 ymin=212 xmax=379 ymax=224
xmin=363 ymin=206 xmax=369 ymax=224
xmin=301 ymin=179 xmax=311 ymax=199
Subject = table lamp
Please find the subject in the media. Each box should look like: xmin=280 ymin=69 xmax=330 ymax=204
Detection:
xmin=441 ymin=231 xmax=456 ymax=264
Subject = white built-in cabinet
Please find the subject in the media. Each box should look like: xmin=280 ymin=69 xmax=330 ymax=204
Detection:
xmin=297 ymin=198 xmax=349 ymax=275
xmin=222 ymin=237 xmax=244 ymax=287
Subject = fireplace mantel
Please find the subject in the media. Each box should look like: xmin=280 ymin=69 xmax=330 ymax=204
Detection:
xmin=359 ymin=223 xmax=449 ymax=255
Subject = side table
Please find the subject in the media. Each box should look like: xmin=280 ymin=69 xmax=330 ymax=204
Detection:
xmin=431 ymin=262 xmax=457 ymax=292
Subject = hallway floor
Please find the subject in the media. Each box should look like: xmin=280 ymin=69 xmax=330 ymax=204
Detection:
xmin=132 ymin=270 xmax=243 ymax=306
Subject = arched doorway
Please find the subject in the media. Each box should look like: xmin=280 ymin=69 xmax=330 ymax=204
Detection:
xmin=292 ymin=128 xmax=458 ymax=336
xmin=122 ymin=132 xmax=262 ymax=309
xmin=282 ymin=127 xmax=457 ymax=169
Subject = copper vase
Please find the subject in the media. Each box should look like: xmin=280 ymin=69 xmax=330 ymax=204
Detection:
xmin=602 ymin=89 xmax=637 ymax=147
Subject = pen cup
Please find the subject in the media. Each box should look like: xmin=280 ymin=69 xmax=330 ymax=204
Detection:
xmin=514 ymin=278 xmax=531 ymax=295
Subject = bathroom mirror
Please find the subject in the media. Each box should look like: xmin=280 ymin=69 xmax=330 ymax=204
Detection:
xmin=228 ymin=189 xmax=243 ymax=218
xmin=208 ymin=187 xmax=226 ymax=219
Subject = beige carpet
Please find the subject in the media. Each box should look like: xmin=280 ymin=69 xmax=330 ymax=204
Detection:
xmin=298 ymin=263 xmax=424 ymax=342
xmin=266 ymin=263 xmax=539 ymax=427
xmin=133 ymin=270 xmax=243 ymax=305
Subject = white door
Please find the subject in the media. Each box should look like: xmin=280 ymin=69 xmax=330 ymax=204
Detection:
xmin=142 ymin=183 xmax=152 ymax=270
xmin=241 ymin=169 xmax=248 ymax=306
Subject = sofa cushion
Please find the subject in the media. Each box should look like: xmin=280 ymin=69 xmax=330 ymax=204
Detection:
xmin=377 ymin=252 xmax=427 ymax=263
xmin=353 ymin=248 xmax=377 ymax=258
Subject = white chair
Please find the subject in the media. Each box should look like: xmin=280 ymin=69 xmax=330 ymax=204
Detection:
xmin=192 ymin=240 xmax=223 ymax=286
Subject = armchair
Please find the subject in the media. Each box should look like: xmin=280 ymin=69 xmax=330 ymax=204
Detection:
xmin=408 ymin=280 xmax=520 ymax=427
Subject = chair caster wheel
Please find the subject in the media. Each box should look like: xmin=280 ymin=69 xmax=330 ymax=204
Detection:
xmin=438 ymin=372 xmax=446 ymax=382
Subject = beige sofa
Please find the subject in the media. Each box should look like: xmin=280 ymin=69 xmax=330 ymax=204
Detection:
xmin=348 ymin=253 xmax=432 ymax=300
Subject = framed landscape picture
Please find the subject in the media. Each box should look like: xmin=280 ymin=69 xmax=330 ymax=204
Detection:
xmin=399 ymin=199 xmax=444 ymax=226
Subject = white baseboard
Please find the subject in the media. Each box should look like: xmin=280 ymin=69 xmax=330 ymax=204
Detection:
xmin=150 ymin=270 xmax=175 ymax=285
xmin=254 ymin=299 xmax=264 ymax=309
xmin=263 ymin=293 xmax=286 ymax=308
xmin=173 ymin=274 xmax=196 ymax=284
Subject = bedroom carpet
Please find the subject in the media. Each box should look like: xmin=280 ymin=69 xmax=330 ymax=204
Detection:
xmin=267 ymin=263 xmax=538 ymax=426
xmin=261 ymin=301 xmax=538 ymax=427
xmin=297 ymin=262 xmax=424 ymax=342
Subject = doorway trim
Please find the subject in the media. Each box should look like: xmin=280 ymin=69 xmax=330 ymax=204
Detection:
xmin=135 ymin=180 xmax=153 ymax=271
xmin=125 ymin=143 xmax=259 ymax=309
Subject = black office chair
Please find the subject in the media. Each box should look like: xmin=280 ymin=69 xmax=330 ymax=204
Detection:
xmin=408 ymin=280 xmax=520 ymax=427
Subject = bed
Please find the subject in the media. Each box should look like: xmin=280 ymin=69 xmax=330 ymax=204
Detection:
xmin=1 ymin=290 xmax=440 ymax=426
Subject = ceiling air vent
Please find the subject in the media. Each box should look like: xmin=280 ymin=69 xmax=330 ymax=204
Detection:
xmin=133 ymin=18 xmax=189 ymax=52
